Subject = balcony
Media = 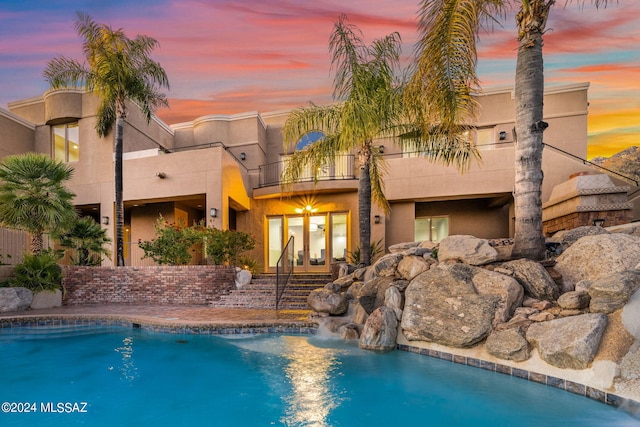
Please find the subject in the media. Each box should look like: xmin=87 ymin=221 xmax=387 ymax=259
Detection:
xmin=254 ymin=154 xmax=357 ymax=198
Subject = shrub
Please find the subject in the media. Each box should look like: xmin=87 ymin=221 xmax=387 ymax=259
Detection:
xmin=139 ymin=217 xmax=200 ymax=265
xmin=347 ymin=239 xmax=384 ymax=265
xmin=199 ymin=227 xmax=256 ymax=266
xmin=3 ymin=249 xmax=63 ymax=292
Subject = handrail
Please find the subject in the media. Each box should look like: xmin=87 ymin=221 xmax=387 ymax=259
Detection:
xmin=275 ymin=235 xmax=295 ymax=310
xmin=542 ymin=143 xmax=639 ymax=187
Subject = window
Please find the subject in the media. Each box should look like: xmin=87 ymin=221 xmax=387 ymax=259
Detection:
xmin=415 ymin=216 xmax=449 ymax=243
xmin=476 ymin=128 xmax=494 ymax=149
xmin=53 ymin=122 xmax=79 ymax=162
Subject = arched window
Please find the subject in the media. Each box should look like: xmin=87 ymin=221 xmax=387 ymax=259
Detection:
xmin=295 ymin=131 xmax=324 ymax=151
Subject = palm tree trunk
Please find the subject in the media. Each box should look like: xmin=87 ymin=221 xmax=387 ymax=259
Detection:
xmin=358 ymin=148 xmax=372 ymax=266
xmin=511 ymin=1 xmax=551 ymax=261
xmin=115 ymin=116 xmax=125 ymax=266
xmin=31 ymin=233 xmax=44 ymax=255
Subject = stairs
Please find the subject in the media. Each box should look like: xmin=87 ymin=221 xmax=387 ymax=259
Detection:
xmin=211 ymin=273 xmax=331 ymax=310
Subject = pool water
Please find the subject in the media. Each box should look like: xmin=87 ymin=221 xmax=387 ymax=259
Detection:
xmin=0 ymin=325 xmax=638 ymax=426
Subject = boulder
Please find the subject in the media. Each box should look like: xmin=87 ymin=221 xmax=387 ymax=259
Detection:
xmin=352 ymin=302 xmax=369 ymax=325
xmin=339 ymin=323 xmax=360 ymax=340
xmin=486 ymin=329 xmax=530 ymax=362
xmin=388 ymin=241 xmax=420 ymax=253
xmin=471 ymin=268 xmax=524 ymax=324
xmin=359 ymin=306 xmax=398 ymax=352
xmin=403 ymin=247 xmax=433 ymax=257
xmin=333 ymin=273 xmax=355 ymax=289
xmin=437 ymin=235 xmax=498 ymax=266
xmin=235 ymin=269 xmax=252 ymax=289
xmin=366 ymin=253 xmax=403 ymax=280
xmin=622 ymin=284 xmax=640 ymax=340
xmin=401 ymin=264 xmax=499 ymax=348
xmin=526 ymin=313 xmax=608 ymax=369
xmin=397 ymin=255 xmax=429 ymax=281
xmin=551 ymin=226 xmax=611 ymax=251
xmin=588 ymin=270 xmax=640 ymax=313
xmin=557 ymin=291 xmax=591 ymax=310
xmin=384 ymin=285 xmax=404 ymax=320
xmin=555 ymin=233 xmax=640 ymax=289
xmin=307 ymin=288 xmax=348 ymax=315
xmin=346 ymin=281 xmax=377 ymax=314
xmin=0 ymin=287 xmax=33 ymax=312
xmin=500 ymin=259 xmax=560 ymax=301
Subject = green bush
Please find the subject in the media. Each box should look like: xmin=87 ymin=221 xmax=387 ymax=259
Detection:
xmin=139 ymin=217 xmax=200 ymax=265
xmin=199 ymin=227 xmax=256 ymax=266
xmin=3 ymin=250 xmax=63 ymax=292
xmin=347 ymin=239 xmax=384 ymax=265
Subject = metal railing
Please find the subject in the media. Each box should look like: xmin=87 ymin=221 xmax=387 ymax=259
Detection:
xmin=259 ymin=154 xmax=356 ymax=187
xmin=275 ymin=235 xmax=295 ymax=310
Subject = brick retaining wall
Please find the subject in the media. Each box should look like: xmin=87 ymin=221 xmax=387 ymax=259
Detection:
xmin=62 ymin=265 xmax=236 ymax=306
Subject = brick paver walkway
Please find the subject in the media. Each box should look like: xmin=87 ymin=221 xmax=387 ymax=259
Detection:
xmin=0 ymin=304 xmax=315 ymax=328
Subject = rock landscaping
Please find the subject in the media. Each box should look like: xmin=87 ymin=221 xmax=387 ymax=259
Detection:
xmin=308 ymin=227 xmax=640 ymax=402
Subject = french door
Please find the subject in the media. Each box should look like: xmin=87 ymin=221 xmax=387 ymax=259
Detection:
xmin=267 ymin=213 xmax=348 ymax=273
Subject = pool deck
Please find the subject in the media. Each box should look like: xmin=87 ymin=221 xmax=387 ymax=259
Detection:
xmin=0 ymin=304 xmax=317 ymax=329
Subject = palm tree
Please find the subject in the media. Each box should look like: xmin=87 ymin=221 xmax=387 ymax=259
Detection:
xmin=282 ymin=15 xmax=477 ymax=266
xmin=407 ymin=0 xmax=610 ymax=260
xmin=43 ymin=12 xmax=169 ymax=266
xmin=55 ymin=216 xmax=111 ymax=266
xmin=0 ymin=153 xmax=77 ymax=254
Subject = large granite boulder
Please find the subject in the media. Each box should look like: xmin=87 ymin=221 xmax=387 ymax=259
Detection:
xmin=500 ymin=259 xmax=559 ymax=301
xmin=359 ymin=306 xmax=398 ymax=352
xmin=557 ymin=290 xmax=591 ymax=310
xmin=486 ymin=329 xmax=530 ymax=362
xmin=622 ymin=285 xmax=640 ymax=340
xmin=235 ymin=269 xmax=252 ymax=289
xmin=551 ymin=225 xmax=611 ymax=251
xmin=384 ymin=285 xmax=403 ymax=320
xmin=365 ymin=253 xmax=403 ymax=280
xmin=401 ymin=264 xmax=499 ymax=348
xmin=470 ymin=267 xmax=524 ymax=324
xmin=0 ymin=287 xmax=33 ymax=312
xmin=555 ymin=233 xmax=640 ymax=289
xmin=588 ymin=270 xmax=640 ymax=313
xmin=397 ymin=255 xmax=429 ymax=281
xmin=307 ymin=288 xmax=348 ymax=315
xmin=526 ymin=313 xmax=608 ymax=369
xmin=388 ymin=241 xmax=420 ymax=253
xmin=437 ymin=235 xmax=498 ymax=266
xmin=347 ymin=276 xmax=395 ymax=314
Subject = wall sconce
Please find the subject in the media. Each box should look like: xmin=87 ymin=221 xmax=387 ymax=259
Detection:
xmin=210 ymin=208 xmax=218 ymax=218
xmin=374 ymin=215 xmax=381 ymax=224
xmin=378 ymin=145 xmax=384 ymax=154
xmin=499 ymin=131 xmax=507 ymax=141
xmin=240 ymin=152 xmax=246 ymax=161
xmin=156 ymin=172 xmax=167 ymax=179
xmin=592 ymin=218 xmax=605 ymax=227
xmin=101 ymin=216 xmax=109 ymax=225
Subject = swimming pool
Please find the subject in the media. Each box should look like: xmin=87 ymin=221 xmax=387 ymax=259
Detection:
xmin=0 ymin=324 xmax=637 ymax=426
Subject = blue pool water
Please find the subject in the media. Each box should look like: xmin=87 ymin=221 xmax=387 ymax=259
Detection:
xmin=0 ymin=325 xmax=638 ymax=427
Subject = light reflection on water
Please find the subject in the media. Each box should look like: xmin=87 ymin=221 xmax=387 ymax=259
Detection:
xmin=109 ymin=336 xmax=137 ymax=382
xmin=280 ymin=336 xmax=343 ymax=427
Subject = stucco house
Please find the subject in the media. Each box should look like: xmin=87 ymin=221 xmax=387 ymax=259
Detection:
xmin=1 ymin=82 xmax=635 ymax=271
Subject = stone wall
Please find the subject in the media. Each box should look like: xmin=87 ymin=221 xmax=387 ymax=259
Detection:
xmin=62 ymin=265 xmax=236 ymax=306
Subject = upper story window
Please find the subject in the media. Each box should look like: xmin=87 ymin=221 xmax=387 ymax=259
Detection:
xmin=295 ymin=131 xmax=324 ymax=151
xmin=53 ymin=122 xmax=79 ymax=162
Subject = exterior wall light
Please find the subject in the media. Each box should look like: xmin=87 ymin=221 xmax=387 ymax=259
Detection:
xmin=157 ymin=172 xmax=167 ymax=179
xmin=499 ymin=131 xmax=507 ymax=141
xmin=101 ymin=216 xmax=109 ymax=225
xmin=210 ymin=208 xmax=218 ymax=218
xmin=240 ymin=152 xmax=246 ymax=160
xmin=593 ymin=218 xmax=605 ymax=227
xmin=378 ymin=145 xmax=384 ymax=154
xmin=374 ymin=215 xmax=381 ymax=224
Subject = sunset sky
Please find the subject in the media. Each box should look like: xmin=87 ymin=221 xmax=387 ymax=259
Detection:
xmin=1 ymin=0 xmax=638 ymax=159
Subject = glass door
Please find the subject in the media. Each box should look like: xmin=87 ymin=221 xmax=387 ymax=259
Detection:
xmin=286 ymin=215 xmax=327 ymax=272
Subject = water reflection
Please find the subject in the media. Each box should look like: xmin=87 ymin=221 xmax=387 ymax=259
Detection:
xmin=280 ymin=336 xmax=344 ymax=427
xmin=109 ymin=336 xmax=137 ymax=382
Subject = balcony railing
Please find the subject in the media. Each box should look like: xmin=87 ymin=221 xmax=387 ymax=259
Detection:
xmin=258 ymin=154 xmax=356 ymax=187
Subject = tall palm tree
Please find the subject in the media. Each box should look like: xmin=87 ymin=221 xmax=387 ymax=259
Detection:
xmin=44 ymin=12 xmax=169 ymax=266
xmin=407 ymin=0 xmax=610 ymax=260
xmin=0 ymin=153 xmax=77 ymax=254
xmin=282 ymin=15 xmax=476 ymax=265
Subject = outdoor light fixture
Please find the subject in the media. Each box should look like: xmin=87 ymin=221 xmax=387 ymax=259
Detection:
xmin=499 ymin=131 xmax=507 ymax=141
xmin=593 ymin=218 xmax=605 ymax=227
xmin=379 ymin=145 xmax=384 ymax=154
xmin=374 ymin=215 xmax=381 ymax=224
xmin=156 ymin=172 xmax=167 ymax=179
xmin=101 ymin=216 xmax=109 ymax=225
xmin=210 ymin=208 xmax=218 ymax=218
xmin=240 ymin=152 xmax=246 ymax=161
